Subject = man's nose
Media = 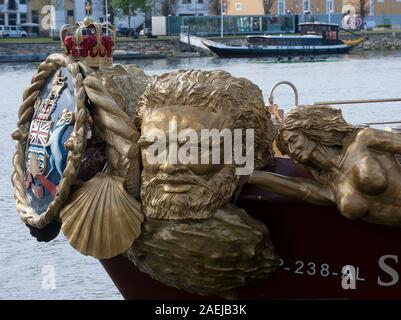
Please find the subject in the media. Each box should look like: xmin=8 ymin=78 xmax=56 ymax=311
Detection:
xmin=159 ymin=161 xmax=187 ymax=174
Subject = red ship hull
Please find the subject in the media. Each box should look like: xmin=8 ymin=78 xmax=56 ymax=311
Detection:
xmin=100 ymin=158 xmax=401 ymax=299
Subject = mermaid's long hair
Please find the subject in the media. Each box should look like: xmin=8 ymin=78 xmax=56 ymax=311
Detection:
xmin=276 ymin=105 xmax=361 ymax=183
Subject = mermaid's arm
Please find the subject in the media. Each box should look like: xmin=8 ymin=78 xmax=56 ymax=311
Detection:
xmin=250 ymin=170 xmax=334 ymax=206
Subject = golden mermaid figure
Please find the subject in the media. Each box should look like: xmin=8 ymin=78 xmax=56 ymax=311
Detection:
xmin=250 ymin=105 xmax=401 ymax=228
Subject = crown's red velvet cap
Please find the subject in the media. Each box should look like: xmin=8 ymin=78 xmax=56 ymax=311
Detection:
xmin=63 ymin=35 xmax=114 ymax=58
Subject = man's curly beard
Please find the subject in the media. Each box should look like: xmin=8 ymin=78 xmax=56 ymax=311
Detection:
xmin=140 ymin=165 xmax=239 ymax=220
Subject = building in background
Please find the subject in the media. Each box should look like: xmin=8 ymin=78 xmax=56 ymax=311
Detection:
xmin=27 ymin=0 xmax=73 ymax=35
xmin=152 ymin=0 xmax=210 ymax=16
xmin=269 ymin=0 xmax=342 ymax=15
xmin=0 ymin=0 xmax=28 ymax=26
xmin=344 ymin=0 xmax=401 ymax=16
xmin=91 ymin=0 xmax=105 ymax=21
xmin=176 ymin=0 xmax=210 ymax=16
xmin=225 ymin=0 xmax=265 ymax=15
xmin=268 ymin=0 xmax=401 ymax=16
xmin=26 ymin=0 xmax=108 ymax=36
xmin=73 ymin=0 xmax=103 ymax=21
xmin=74 ymin=0 xmax=86 ymax=21
xmin=374 ymin=0 xmax=401 ymax=15
xmin=25 ymin=0 xmax=145 ymax=36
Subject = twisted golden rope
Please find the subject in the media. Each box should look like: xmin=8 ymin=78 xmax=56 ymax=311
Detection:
xmin=11 ymin=54 xmax=87 ymax=228
xmin=82 ymin=75 xmax=140 ymax=197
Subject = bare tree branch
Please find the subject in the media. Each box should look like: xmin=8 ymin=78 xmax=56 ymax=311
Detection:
xmin=357 ymin=0 xmax=369 ymax=19
xmin=263 ymin=0 xmax=275 ymax=14
xmin=161 ymin=0 xmax=176 ymax=16
xmin=209 ymin=0 xmax=228 ymax=15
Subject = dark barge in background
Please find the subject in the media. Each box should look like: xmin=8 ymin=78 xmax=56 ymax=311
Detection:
xmin=203 ymin=22 xmax=364 ymax=57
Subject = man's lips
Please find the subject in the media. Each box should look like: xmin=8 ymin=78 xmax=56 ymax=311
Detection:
xmin=162 ymin=183 xmax=194 ymax=193
xmin=150 ymin=175 xmax=205 ymax=193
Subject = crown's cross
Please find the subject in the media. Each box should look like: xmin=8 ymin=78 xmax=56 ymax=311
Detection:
xmin=86 ymin=2 xmax=92 ymax=16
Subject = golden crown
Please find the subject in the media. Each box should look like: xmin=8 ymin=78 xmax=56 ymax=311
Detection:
xmin=60 ymin=14 xmax=116 ymax=67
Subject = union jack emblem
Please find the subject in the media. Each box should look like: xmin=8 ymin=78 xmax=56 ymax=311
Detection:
xmin=29 ymin=120 xmax=51 ymax=146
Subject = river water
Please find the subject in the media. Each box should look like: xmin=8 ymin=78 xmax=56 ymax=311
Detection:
xmin=1 ymin=51 xmax=400 ymax=299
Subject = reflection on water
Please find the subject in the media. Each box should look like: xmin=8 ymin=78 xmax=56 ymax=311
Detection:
xmin=1 ymin=51 xmax=400 ymax=299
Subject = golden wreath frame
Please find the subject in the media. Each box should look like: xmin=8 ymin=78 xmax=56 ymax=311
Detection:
xmin=11 ymin=54 xmax=87 ymax=229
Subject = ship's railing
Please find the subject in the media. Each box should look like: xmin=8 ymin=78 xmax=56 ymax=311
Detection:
xmin=314 ymin=98 xmax=401 ymax=105
xmin=269 ymin=81 xmax=299 ymax=107
xmin=268 ymin=81 xmax=401 ymax=126
xmin=314 ymin=98 xmax=401 ymax=126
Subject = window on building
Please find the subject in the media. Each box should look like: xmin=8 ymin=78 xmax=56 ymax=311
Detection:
xmin=67 ymin=10 xmax=74 ymax=24
xmin=8 ymin=13 xmax=17 ymax=25
xmin=303 ymin=0 xmax=310 ymax=11
xmin=369 ymin=0 xmax=375 ymax=14
xmin=20 ymin=0 xmax=27 ymax=4
xmin=0 ymin=13 xmax=5 ymax=25
xmin=278 ymin=0 xmax=286 ymax=15
xmin=182 ymin=0 xmax=192 ymax=4
xmin=198 ymin=0 xmax=204 ymax=3
xmin=8 ymin=0 xmax=17 ymax=10
xmin=0 ymin=0 xmax=4 ymax=5
xmin=31 ymin=10 xmax=39 ymax=24
xmin=236 ymin=3 xmax=242 ymax=11
xmin=326 ymin=0 xmax=333 ymax=13
xmin=20 ymin=13 xmax=27 ymax=23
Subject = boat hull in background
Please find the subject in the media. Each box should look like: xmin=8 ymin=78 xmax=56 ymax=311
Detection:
xmin=204 ymin=43 xmax=354 ymax=57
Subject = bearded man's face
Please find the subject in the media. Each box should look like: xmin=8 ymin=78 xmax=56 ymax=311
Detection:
xmin=139 ymin=105 xmax=239 ymax=220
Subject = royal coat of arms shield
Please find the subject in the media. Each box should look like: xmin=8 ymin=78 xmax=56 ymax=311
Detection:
xmin=12 ymin=52 xmax=143 ymax=258
xmin=12 ymin=54 xmax=88 ymax=231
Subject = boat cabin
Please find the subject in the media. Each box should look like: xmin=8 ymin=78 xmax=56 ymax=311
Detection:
xmin=298 ymin=22 xmax=340 ymax=42
xmin=246 ymin=22 xmax=341 ymax=47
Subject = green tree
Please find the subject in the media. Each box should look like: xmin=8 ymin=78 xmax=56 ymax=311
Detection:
xmin=111 ymin=0 xmax=151 ymax=32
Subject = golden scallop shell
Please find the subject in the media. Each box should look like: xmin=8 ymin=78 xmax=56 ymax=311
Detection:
xmin=60 ymin=173 xmax=143 ymax=259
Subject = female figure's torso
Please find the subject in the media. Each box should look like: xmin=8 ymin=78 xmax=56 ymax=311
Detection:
xmin=328 ymin=141 xmax=401 ymax=227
